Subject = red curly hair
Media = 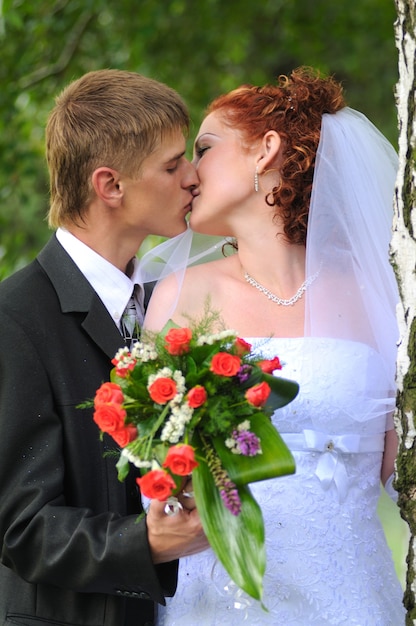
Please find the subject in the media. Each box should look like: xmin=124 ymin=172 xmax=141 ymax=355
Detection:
xmin=206 ymin=66 xmax=346 ymax=245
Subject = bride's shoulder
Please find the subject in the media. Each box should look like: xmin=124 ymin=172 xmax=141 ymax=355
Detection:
xmin=184 ymin=255 xmax=235 ymax=283
xmin=144 ymin=257 xmax=235 ymax=329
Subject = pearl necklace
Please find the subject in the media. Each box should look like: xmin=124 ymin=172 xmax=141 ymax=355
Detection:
xmin=244 ymin=269 xmax=319 ymax=306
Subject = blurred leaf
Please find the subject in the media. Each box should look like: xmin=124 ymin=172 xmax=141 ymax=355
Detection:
xmin=0 ymin=0 xmax=398 ymax=278
xmin=193 ymin=429 xmax=266 ymax=601
xmin=214 ymin=411 xmax=296 ymax=485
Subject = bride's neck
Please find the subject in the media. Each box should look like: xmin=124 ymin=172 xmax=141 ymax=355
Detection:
xmin=235 ymin=238 xmax=306 ymax=294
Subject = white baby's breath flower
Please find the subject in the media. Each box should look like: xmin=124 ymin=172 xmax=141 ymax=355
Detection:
xmin=121 ymin=448 xmax=152 ymax=468
xmin=114 ymin=346 xmax=131 ymax=360
xmin=172 ymin=403 xmax=194 ymax=424
xmin=169 ymin=393 xmax=184 ymax=407
xmin=160 ymin=423 xmax=181 ymax=444
xmin=133 ymin=459 xmax=153 ymax=468
xmin=131 ymin=341 xmax=157 ymax=362
xmin=112 ymin=347 xmax=137 ymax=371
xmin=160 ymin=403 xmax=194 ymax=443
xmin=237 ymin=420 xmax=251 ymax=432
xmin=159 ymin=367 xmax=173 ymax=377
xmin=196 ymin=329 xmax=237 ymax=346
xmin=217 ymin=329 xmax=238 ymax=340
xmin=173 ymin=370 xmax=186 ymax=393
xmin=225 ymin=437 xmax=241 ymax=455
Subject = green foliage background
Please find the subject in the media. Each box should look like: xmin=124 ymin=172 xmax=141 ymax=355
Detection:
xmin=0 ymin=0 xmax=398 ymax=279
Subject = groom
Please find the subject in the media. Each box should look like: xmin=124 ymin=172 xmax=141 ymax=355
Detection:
xmin=0 ymin=70 xmax=207 ymax=626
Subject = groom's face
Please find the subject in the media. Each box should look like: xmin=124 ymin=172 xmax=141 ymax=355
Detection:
xmin=120 ymin=129 xmax=199 ymax=238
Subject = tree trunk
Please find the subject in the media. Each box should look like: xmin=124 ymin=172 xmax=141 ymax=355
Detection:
xmin=392 ymin=1 xmax=416 ymax=622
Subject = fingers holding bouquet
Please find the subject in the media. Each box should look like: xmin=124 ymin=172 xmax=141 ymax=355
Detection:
xmin=147 ymin=494 xmax=209 ymax=564
xmin=178 ymin=476 xmax=195 ymax=511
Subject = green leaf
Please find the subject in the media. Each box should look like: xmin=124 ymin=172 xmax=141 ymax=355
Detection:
xmin=160 ymin=318 xmax=180 ymax=334
xmin=214 ymin=412 xmax=295 ymax=485
xmin=152 ymin=441 xmax=168 ymax=460
xmin=192 ymin=431 xmax=266 ymax=601
xmin=263 ymin=373 xmax=299 ymax=411
xmin=116 ymin=453 xmax=130 ymax=482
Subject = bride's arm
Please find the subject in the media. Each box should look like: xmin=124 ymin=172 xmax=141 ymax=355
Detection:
xmin=381 ymin=427 xmax=399 ymax=501
xmin=381 ymin=427 xmax=399 ymax=485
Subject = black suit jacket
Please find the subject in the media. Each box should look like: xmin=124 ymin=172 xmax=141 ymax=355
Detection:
xmin=0 ymin=235 xmax=177 ymax=626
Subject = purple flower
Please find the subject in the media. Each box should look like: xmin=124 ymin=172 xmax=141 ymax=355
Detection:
xmin=236 ymin=364 xmax=252 ymax=383
xmin=234 ymin=429 xmax=262 ymax=456
xmin=220 ymin=480 xmax=242 ymax=515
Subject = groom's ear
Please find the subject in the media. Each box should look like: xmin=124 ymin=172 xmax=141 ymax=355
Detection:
xmin=92 ymin=167 xmax=123 ymax=207
xmin=256 ymin=131 xmax=281 ymax=173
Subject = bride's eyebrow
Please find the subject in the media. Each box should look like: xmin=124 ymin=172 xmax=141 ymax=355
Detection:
xmin=194 ymin=132 xmax=217 ymax=149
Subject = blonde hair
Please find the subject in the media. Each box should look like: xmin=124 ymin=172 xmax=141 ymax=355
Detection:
xmin=46 ymin=69 xmax=189 ymax=228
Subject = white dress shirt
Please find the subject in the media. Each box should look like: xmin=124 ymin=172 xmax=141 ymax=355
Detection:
xmin=56 ymin=228 xmax=144 ymax=330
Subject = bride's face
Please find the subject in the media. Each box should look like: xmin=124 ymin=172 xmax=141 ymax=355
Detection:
xmin=190 ymin=112 xmax=256 ymax=236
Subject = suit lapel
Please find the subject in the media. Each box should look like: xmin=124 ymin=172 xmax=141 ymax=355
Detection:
xmin=38 ymin=234 xmax=126 ymax=359
xmin=82 ymin=296 xmax=126 ymax=358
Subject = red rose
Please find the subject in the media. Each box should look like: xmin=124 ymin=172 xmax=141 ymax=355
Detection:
xmin=165 ymin=327 xmax=192 ymax=355
xmin=94 ymin=382 xmax=124 ymax=407
xmin=163 ymin=444 xmax=199 ymax=476
xmin=257 ymin=357 xmax=282 ymax=373
xmin=210 ymin=352 xmax=242 ymax=377
xmin=111 ymin=424 xmax=138 ymax=448
xmin=187 ymin=385 xmax=207 ymax=408
xmin=245 ymin=382 xmax=271 ymax=407
xmin=234 ymin=338 xmax=252 ymax=356
xmin=148 ymin=377 xmax=178 ymax=404
xmin=136 ymin=469 xmax=176 ymax=501
xmin=93 ymin=403 xmax=126 ymax=433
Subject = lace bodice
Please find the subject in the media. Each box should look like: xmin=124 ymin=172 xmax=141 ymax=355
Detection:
xmin=158 ymin=338 xmax=405 ymax=625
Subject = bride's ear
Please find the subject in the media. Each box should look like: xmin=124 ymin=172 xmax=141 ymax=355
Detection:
xmin=256 ymin=131 xmax=281 ymax=174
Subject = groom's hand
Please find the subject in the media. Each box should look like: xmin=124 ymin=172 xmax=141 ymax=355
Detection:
xmin=146 ymin=499 xmax=209 ymax=564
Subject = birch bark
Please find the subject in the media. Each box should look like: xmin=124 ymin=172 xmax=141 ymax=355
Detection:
xmin=392 ymin=1 xmax=416 ymax=622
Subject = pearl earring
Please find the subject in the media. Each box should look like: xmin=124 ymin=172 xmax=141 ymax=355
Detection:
xmin=254 ymin=167 xmax=259 ymax=192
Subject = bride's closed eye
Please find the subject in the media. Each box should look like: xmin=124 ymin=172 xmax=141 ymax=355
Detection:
xmin=194 ymin=145 xmax=210 ymax=159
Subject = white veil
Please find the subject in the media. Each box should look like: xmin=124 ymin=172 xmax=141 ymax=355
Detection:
xmin=137 ymin=228 xmax=228 ymax=317
xmin=138 ymin=107 xmax=400 ymax=391
xmin=305 ymin=108 xmax=399 ymax=387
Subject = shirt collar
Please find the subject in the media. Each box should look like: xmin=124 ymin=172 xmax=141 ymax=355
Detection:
xmin=56 ymin=228 xmax=143 ymax=326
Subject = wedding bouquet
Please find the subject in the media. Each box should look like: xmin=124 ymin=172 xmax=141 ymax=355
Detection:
xmin=92 ymin=313 xmax=298 ymax=602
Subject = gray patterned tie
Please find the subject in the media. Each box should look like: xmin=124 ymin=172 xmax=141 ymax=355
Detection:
xmin=120 ymin=287 xmax=141 ymax=346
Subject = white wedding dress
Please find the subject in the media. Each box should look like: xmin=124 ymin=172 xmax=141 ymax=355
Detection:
xmin=158 ymin=337 xmax=405 ymax=626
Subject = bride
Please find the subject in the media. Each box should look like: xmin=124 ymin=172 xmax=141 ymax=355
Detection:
xmin=143 ymin=67 xmax=405 ymax=625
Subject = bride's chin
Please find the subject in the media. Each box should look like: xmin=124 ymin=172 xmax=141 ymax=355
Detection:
xmin=188 ymin=214 xmax=203 ymax=231
xmin=189 ymin=216 xmax=225 ymax=237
